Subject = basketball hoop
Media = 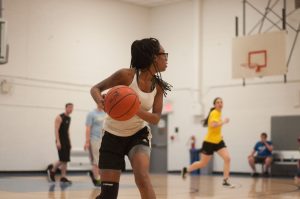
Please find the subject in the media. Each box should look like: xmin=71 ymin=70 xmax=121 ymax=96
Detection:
xmin=240 ymin=63 xmax=264 ymax=73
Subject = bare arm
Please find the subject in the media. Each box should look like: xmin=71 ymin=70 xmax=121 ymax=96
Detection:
xmin=68 ymin=129 xmax=72 ymax=149
xmin=136 ymin=85 xmax=163 ymax=125
xmin=54 ymin=115 xmax=62 ymax=150
xmin=210 ymin=117 xmax=229 ymax=128
xmin=90 ymin=68 xmax=134 ymax=109
xmin=84 ymin=125 xmax=91 ymax=150
xmin=90 ymin=68 xmax=163 ymax=125
xmin=264 ymin=142 xmax=273 ymax=152
xmin=248 ymin=149 xmax=256 ymax=158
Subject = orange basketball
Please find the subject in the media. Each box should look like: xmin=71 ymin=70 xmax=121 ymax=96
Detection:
xmin=104 ymin=85 xmax=140 ymax=121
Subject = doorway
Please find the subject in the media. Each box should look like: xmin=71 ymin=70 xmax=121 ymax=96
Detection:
xmin=149 ymin=115 xmax=168 ymax=173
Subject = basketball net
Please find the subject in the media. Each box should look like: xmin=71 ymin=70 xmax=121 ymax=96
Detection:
xmin=240 ymin=63 xmax=263 ymax=73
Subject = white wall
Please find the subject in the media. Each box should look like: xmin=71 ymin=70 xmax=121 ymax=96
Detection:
xmin=0 ymin=0 xmax=299 ymax=173
xmin=149 ymin=0 xmax=204 ymax=171
xmin=0 ymin=0 xmax=150 ymax=171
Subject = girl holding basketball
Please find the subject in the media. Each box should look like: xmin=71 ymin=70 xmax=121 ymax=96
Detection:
xmin=90 ymin=38 xmax=171 ymax=199
xmin=181 ymin=97 xmax=234 ymax=188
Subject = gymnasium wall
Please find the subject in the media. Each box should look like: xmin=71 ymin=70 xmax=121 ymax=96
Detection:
xmin=0 ymin=0 xmax=299 ymax=173
xmin=149 ymin=0 xmax=204 ymax=171
xmin=0 ymin=0 xmax=150 ymax=171
xmin=271 ymin=115 xmax=300 ymax=151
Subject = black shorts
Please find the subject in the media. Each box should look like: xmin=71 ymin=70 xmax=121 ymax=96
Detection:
xmin=58 ymin=146 xmax=71 ymax=162
xmin=254 ymin=156 xmax=267 ymax=164
xmin=200 ymin=140 xmax=226 ymax=155
xmin=99 ymin=126 xmax=151 ymax=170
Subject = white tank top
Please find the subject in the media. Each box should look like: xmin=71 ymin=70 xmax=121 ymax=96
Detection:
xmin=103 ymin=74 xmax=157 ymax=137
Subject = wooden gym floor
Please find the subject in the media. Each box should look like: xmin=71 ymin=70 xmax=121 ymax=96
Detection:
xmin=0 ymin=173 xmax=299 ymax=199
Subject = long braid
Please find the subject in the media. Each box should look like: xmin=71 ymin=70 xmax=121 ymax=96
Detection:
xmin=152 ymin=64 xmax=172 ymax=97
xmin=153 ymin=75 xmax=172 ymax=97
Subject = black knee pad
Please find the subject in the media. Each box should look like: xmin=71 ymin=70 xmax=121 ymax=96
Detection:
xmin=96 ymin=181 xmax=119 ymax=199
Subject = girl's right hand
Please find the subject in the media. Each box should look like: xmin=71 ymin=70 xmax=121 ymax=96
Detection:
xmin=100 ymin=94 xmax=106 ymax=111
xmin=223 ymin=117 xmax=230 ymax=124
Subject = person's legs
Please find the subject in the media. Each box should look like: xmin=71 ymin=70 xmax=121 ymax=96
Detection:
xmin=55 ymin=145 xmax=71 ymax=183
xmin=248 ymin=156 xmax=257 ymax=173
xmin=264 ymin=156 xmax=272 ymax=174
xmin=97 ymin=170 xmax=121 ymax=199
xmin=59 ymin=162 xmax=72 ymax=183
xmin=60 ymin=162 xmax=67 ymax=178
xmin=129 ymin=145 xmax=155 ymax=199
xmin=216 ymin=147 xmax=234 ymax=188
xmin=182 ymin=141 xmax=214 ymax=179
xmin=181 ymin=153 xmax=212 ymax=179
xmin=216 ymin=147 xmax=231 ymax=180
xmin=92 ymin=139 xmax=101 ymax=180
xmin=52 ymin=160 xmax=63 ymax=172
xmin=97 ymin=131 xmax=125 ymax=199
xmin=88 ymin=163 xmax=101 ymax=186
xmin=47 ymin=160 xmax=63 ymax=182
xmin=92 ymin=164 xmax=100 ymax=180
xmin=88 ymin=139 xmax=101 ymax=186
xmin=187 ymin=153 xmax=212 ymax=172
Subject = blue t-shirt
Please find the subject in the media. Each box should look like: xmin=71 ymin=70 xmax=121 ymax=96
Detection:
xmin=85 ymin=109 xmax=106 ymax=140
xmin=254 ymin=141 xmax=272 ymax=157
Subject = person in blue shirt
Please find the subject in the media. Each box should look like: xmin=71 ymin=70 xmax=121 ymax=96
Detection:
xmin=84 ymin=104 xmax=106 ymax=186
xmin=248 ymin=132 xmax=273 ymax=177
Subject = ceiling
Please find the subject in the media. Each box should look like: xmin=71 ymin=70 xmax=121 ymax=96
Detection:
xmin=118 ymin=0 xmax=185 ymax=7
xmin=117 ymin=0 xmax=300 ymax=25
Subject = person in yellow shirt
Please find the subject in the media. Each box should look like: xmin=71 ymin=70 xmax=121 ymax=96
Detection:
xmin=181 ymin=97 xmax=234 ymax=188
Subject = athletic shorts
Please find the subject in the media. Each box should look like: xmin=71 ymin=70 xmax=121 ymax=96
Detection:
xmin=200 ymin=140 xmax=226 ymax=155
xmin=99 ymin=126 xmax=151 ymax=170
xmin=58 ymin=146 xmax=71 ymax=162
xmin=254 ymin=156 xmax=267 ymax=164
xmin=89 ymin=139 xmax=102 ymax=165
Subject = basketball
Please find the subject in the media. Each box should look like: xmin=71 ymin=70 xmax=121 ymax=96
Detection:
xmin=104 ymin=85 xmax=140 ymax=121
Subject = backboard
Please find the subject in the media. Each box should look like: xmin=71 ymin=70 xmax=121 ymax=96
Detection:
xmin=232 ymin=31 xmax=287 ymax=78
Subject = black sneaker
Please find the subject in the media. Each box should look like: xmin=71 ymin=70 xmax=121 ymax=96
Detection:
xmin=88 ymin=171 xmax=101 ymax=187
xmin=181 ymin=167 xmax=188 ymax=179
xmin=47 ymin=164 xmax=62 ymax=174
xmin=94 ymin=179 xmax=101 ymax=187
xmin=47 ymin=166 xmax=55 ymax=182
xmin=251 ymin=172 xmax=259 ymax=177
xmin=47 ymin=164 xmax=53 ymax=171
xmin=222 ymin=179 xmax=235 ymax=188
xmin=56 ymin=167 xmax=61 ymax=175
xmin=263 ymin=171 xmax=269 ymax=177
xmin=60 ymin=177 xmax=72 ymax=184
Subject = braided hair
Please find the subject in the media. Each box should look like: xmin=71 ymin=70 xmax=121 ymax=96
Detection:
xmin=130 ymin=38 xmax=172 ymax=96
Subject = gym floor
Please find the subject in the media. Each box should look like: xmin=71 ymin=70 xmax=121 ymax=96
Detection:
xmin=0 ymin=173 xmax=299 ymax=199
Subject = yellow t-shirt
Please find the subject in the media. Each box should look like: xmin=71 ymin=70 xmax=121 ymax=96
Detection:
xmin=204 ymin=109 xmax=223 ymax=144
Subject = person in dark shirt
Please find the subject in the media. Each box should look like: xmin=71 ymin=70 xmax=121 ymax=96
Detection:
xmin=248 ymin=132 xmax=273 ymax=177
xmin=47 ymin=103 xmax=73 ymax=184
xmin=296 ymin=136 xmax=300 ymax=183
